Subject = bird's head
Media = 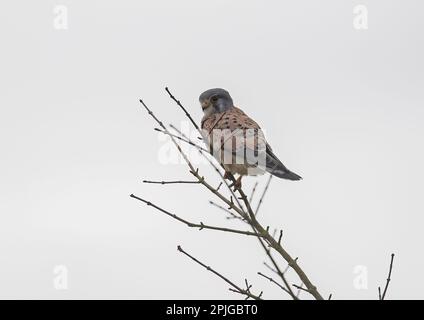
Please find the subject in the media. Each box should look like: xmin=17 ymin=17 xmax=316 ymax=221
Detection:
xmin=199 ymin=88 xmax=234 ymax=116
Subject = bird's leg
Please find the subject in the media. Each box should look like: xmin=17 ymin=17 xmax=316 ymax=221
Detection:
xmin=224 ymin=171 xmax=238 ymax=185
xmin=232 ymin=176 xmax=242 ymax=191
xmin=223 ymin=169 xmax=241 ymax=190
xmin=223 ymin=171 xmax=232 ymax=180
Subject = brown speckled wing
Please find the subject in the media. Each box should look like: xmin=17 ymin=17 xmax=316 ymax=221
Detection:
xmin=201 ymin=113 xmax=217 ymax=133
xmin=201 ymin=107 xmax=267 ymax=170
xmin=214 ymin=107 xmax=261 ymax=131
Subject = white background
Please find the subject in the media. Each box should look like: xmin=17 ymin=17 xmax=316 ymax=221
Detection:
xmin=0 ymin=0 xmax=423 ymax=299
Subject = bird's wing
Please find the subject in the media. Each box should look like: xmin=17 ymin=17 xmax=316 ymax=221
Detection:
xmin=202 ymin=107 xmax=267 ymax=168
xmin=265 ymin=143 xmax=302 ymax=180
xmin=202 ymin=108 xmax=302 ymax=180
xmin=265 ymin=143 xmax=288 ymax=172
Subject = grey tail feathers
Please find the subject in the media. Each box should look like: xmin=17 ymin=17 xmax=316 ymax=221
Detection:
xmin=267 ymin=167 xmax=303 ymax=180
xmin=265 ymin=145 xmax=302 ymax=181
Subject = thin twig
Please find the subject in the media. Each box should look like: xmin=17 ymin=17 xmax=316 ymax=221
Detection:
xmin=143 ymin=180 xmax=200 ymax=185
xmin=169 ymin=123 xmax=202 ymax=142
xmin=130 ymin=194 xmax=261 ymax=237
xmin=283 ymin=258 xmax=298 ymax=274
xmin=261 ymin=243 xmax=297 ymax=300
xmin=255 ymin=175 xmax=273 ymax=216
xmin=263 ymin=262 xmax=278 ymax=275
xmin=165 ymin=87 xmax=200 ymax=131
xmin=249 ymin=182 xmax=259 ymax=204
xmin=254 ymin=232 xmax=297 ymax=299
xmin=209 ymin=201 xmax=244 ymax=221
xmin=379 ymin=253 xmax=395 ymax=300
xmin=257 ymin=272 xmax=291 ymax=295
xmin=195 ymin=150 xmax=247 ymax=214
xmin=154 ymin=128 xmax=208 ymax=153
xmin=168 ymin=123 xmax=205 ymax=150
xmin=295 ymin=283 xmax=304 ymax=298
xmin=177 ymin=245 xmax=263 ymax=300
xmin=292 ymin=284 xmax=311 ymax=294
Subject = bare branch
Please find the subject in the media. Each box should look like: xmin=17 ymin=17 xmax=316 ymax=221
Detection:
xmin=154 ymin=128 xmax=208 ymax=153
xmin=169 ymin=123 xmax=202 ymax=142
xmin=130 ymin=194 xmax=261 ymax=238
xmin=177 ymin=245 xmax=263 ymax=300
xmin=293 ymin=284 xmax=311 ymax=294
xmin=165 ymin=87 xmax=200 ymax=131
xmin=234 ymin=183 xmax=324 ymax=300
xmin=209 ymin=201 xmax=244 ymax=221
xmin=143 ymin=180 xmax=200 ymax=185
xmin=139 ymin=99 xmax=246 ymax=217
xmin=255 ymin=233 xmax=297 ymax=300
xmin=295 ymin=283 xmax=304 ymax=298
xmin=161 ymin=91 xmax=247 ymax=214
xmin=255 ymin=175 xmax=273 ymax=216
xmin=249 ymin=182 xmax=259 ymax=204
xmin=379 ymin=253 xmax=395 ymax=300
xmin=263 ymin=262 xmax=278 ymax=275
xmin=278 ymin=230 xmax=283 ymax=245
xmin=193 ymin=152 xmax=247 ymax=214
xmin=283 ymin=257 xmax=298 ymax=274
xmin=215 ymin=182 xmax=223 ymax=192
xmin=138 ymin=91 xmax=325 ymax=300
xmin=257 ymin=272 xmax=291 ymax=296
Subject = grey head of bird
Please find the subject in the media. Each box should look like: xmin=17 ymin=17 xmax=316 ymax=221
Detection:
xmin=199 ymin=88 xmax=234 ymax=116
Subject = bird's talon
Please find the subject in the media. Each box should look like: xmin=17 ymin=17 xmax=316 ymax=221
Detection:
xmin=233 ymin=177 xmax=242 ymax=191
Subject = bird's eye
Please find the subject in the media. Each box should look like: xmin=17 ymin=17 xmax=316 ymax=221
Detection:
xmin=211 ymin=96 xmax=218 ymax=102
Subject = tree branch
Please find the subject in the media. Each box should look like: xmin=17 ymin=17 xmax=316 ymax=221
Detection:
xmin=154 ymin=128 xmax=208 ymax=153
xmin=249 ymin=182 xmax=259 ymax=204
xmin=234 ymin=183 xmax=324 ymax=300
xmin=379 ymin=253 xmax=395 ymax=300
xmin=143 ymin=180 xmax=200 ymax=185
xmin=257 ymin=272 xmax=291 ymax=296
xmin=165 ymin=87 xmax=200 ymax=131
xmin=130 ymin=194 xmax=262 ymax=238
xmin=177 ymin=245 xmax=263 ymax=300
xmin=255 ymin=175 xmax=273 ymax=216
xmin=139 ymin=98 xmax=247 ymax=217
xmin=293 ymin=284 xmax=311 ymax=294
xmin=209 ymin=200 xmax=245 ymax=221
xmin=255 ymin=231 xmax=297 ymax=300
xmin=138 ymin=90 xmax=325 ymax=300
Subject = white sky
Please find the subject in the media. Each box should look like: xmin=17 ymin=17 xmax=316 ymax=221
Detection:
xmin=0 ymin=0 xmax=423 ymax=299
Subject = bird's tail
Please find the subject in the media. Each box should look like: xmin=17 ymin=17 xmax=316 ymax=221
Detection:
xmin=267 ymin=167 xmax=302 ymax=180
xmin=265 ymin=147 xmax=302 ymax=181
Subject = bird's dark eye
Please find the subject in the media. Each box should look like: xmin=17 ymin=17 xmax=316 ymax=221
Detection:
xmin=211 ymin=95 xmax=218 ymax=102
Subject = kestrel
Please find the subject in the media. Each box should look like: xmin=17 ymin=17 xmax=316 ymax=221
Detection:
xmin=199 ymin=88 xmax=301 ymax=189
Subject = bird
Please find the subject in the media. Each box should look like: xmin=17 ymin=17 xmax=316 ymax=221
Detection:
xmin=199 ymin=88 xmax=302 ymax=190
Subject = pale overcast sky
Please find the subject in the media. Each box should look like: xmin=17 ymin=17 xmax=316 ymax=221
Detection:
xmin=0 ymin=0 xmax=423 ymax=299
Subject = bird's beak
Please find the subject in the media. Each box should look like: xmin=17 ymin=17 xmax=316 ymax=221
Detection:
xmin=201 ymin=100 xmax=209 ymax=110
